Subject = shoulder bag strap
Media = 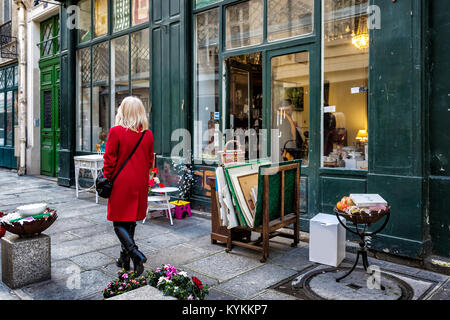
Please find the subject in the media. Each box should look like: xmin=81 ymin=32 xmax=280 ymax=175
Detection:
xmin=111 ymin=130 xmax=147 ymax=183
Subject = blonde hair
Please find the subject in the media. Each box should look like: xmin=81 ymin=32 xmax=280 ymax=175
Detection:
xmin=115 ymin=96 xmax=149 ymax=132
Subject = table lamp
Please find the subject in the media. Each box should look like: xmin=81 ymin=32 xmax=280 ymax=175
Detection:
xmin=356 ymin=129 xmax=368 ymax=143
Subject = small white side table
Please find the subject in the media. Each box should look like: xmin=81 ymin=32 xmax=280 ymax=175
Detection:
xmin=144 ymin=187 xmax=179 ymax=225
xmin=74 ymin=154 xmax=104 ymax=204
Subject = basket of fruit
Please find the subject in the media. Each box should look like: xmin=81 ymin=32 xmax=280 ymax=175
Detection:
xmin=0 ymin=208 xmax=58 ymax=237
xmin=334 ymin=196 xmax=390 ymax=225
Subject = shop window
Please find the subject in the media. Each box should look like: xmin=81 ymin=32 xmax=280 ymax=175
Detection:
xmin=226 ymin=53 xmax=263 ymax=160
xmin=113 ymin=0 xmax=130 ymax=32
xmin=92 ymin=42 xmax=110 ymax=150
xmin=76 ymin=47 xmax=92 ymax=151
xmin=195 ymin=0 xmax=221 ymax=9
xmin=271 ymin=52 xmax=310 ymax=165
xmin=322 ymin=0 xmax=369 ymax=170
xmin=194 ymin=8 xmax=219 ymax=161
xmin=132 ymin=0 xmax=149 ymax=26
xmin=268 ymin=0 xmax=314 ymax=42
xmin=94 ymin=0 xmax=108 ymax=37
xmin=225 ymin=0 xmax=263 ymax=50
xmin=78 ymin=0 xmax=92 ymax=43
xmin=131 ymin=28 xmax=150 ymax=113
xmin=111 ymin=35 xmax=129 ymax=123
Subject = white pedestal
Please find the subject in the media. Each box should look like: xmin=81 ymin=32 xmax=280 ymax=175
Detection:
xmin=309 ymin=213 xmax=346 ymax=267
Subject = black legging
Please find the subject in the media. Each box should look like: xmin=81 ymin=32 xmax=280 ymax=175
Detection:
xmin=113 ymin=221 xmax=137 ymax=229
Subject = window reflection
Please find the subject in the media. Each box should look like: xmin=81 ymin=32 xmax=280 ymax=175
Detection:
xmin=111 ymin=35 xmax=130 ymax=125
xmin=131 ymin=28 xmax=150 ymax=113
xmin=225 ymin=0 xmax=263 ymax=49
xmin=323 ymin=0 xmax=369 ymax=170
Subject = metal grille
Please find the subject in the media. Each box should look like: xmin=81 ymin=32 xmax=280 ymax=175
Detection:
xmin=41 ymin=22 xmax=54 ymax=56
xmin=0 ymin=70 xmax=4 ymax=90
xmin=131 ymin=30 xmax=150 ymax=76
xmin=79 ymin=47 xmax=91 ymax=87
xmin=43 ymin=90 xmax=52 ymax=129
xmin=113 ymin=36 xmax=129 ymax=80
xmin=268 ymin=0 xmax=314 ymax=41
xmin=0 ymin=21 xmax=16 ymax=59
xmin=93 ymin=42 xmax=109 ymax=83
xmin=5 ymin=67 xmax=13 ymax=88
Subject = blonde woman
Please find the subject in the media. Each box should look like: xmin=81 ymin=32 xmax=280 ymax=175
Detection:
xmin=103 ymin=96 xmax=154 ymax=276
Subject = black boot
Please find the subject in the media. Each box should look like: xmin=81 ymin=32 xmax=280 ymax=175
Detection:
xmin=113 ymin=225 xmax=147 ymax=276
xmin=116 ymin=245 xmax=131 ymax=271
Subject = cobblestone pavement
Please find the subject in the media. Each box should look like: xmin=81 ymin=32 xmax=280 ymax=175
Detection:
xmin=0 ymin=169 xmax=448 ymax=300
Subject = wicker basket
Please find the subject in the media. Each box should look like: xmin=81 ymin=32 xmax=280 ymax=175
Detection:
xmin=218 ymin=140 xmax=245 ymax=164
xmin=0 ymin=209 xmax=58 ymax=237
xmin=334 ymin=207 xmax=389 ymax=225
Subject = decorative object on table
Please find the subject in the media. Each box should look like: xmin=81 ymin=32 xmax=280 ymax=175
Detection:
xmin=170 ymin=200 xmax=192 ymax=220
xmin=0 ymin=207 xmax=58 ymax=237
xmin=334 ymin=194 xmax=390 ymax=287
xmin=148 ymin=168 xmax=165 ymax=192
xmin=218 ymin=140 xmax=245 ymax=164
xmin=309 ymin=213 xmax=346 ymax=267
xmin=16 ymin=203 xmax=48 ymax=217
xmin=96 ymin=130 xmax=147 ymax=199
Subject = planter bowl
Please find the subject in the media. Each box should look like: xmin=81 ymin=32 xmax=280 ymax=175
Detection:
xmin=0 ymin=209 xmax=58 ymax=237
xmin=17 ymin=203 xmax=48 ymax=217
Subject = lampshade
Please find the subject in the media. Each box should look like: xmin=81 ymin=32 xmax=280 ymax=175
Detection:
xmin=356 ymin=129 xmax=368 ymax=142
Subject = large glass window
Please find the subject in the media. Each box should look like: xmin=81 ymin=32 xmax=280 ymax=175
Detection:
xmin=225 ymin=0 xmax=263 ymax=49
xmin=267 ymin=0 xmax=314 ymax=41
xmin=0 ymin=92 xmax=4 ymax=146
xmin=92 ymin=42 xmax=110 ymax=149
xmin=131 ymin=28 xmax=150 ymax=112
xmin=78 ymin=0 xmax=92 ymax=43
xmin=94 ymin=0 xmax=108 ymax=37
xmin=132 ymin=0 xmax=149 ymax=26
xmin=113 ymin=0 xmax=130 ymax=32
xmin=0 ymin=65 xmax=17 ymax=147
xmin=196 ymin=0 xmax=221 ymax=9
xmin=322 ymin=0 xmax=369 ymax=170
xmin=194 ymin=8 xmax=219 ymax=160
xmin=76 ymin=47 xmax=92 ymax=151
xmin=272 ymin=52 xmax=310 ymax=165
xmin=111 ymin=35 xmax=129 ymax=124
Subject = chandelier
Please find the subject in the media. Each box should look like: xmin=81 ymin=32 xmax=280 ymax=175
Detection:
xmin=352 ymin=16 xmax=369 ymax=49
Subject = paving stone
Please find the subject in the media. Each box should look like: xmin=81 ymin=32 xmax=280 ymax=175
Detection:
xmin=185 ymin=235 xmax=227 ymax=253
xmin=46 ymin=217 xmax=97 ymax=235
xmin=80 ymin=212 xmax=108 ymax=224
xmin=0 ymin=282 xmax=19 ymax=300
xmin=100 ymin=263 xmax=122 ymax=278
xmin=69 ymin=252 xmax=115 ymax=270
xmin=142 ymin=244 xmax=211 ymax=270
xmin=50 ymin=232 xmax=80 ymax=245
xmin=205 ymin=288 xmax=240 ymax=300
xmin=252 ymin=289 xmax=298 ymax=300
xmin=140 ymin=233 xmax=190 ymax=249
xmin=51 ymin=233 xmax=119 ymax=261
xmin=133 ymin=223 xmax=171 ymax=240
xmin=21 ymin=270 xmax=111 ymax=300
xmin=67 ymin=223 xmax=113 ymax=238
xmin=429 ymin=281 xmax=450 ymax=300
xmin=271 ymin=246 xmax=315 ymax=271
xmin=217 ymin=264 xmax=297 ymax=299
xmin=185 ymin=252 xmax=261 ymax=282
xmin=51 ymin=260 xmax=84 ymax=281
xmin=165 ymin=222 xmax=211 ymax=240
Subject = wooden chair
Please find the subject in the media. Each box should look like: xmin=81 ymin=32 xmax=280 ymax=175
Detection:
xmin=209 ymin=160 xmax=301 ymax=262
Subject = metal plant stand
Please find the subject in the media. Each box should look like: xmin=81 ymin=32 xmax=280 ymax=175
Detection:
xmin=334 ymin=207 xmax=390 ymax=289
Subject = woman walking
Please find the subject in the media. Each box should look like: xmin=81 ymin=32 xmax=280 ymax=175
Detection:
xmin=103 ymin=96 xmax=154 ymax=276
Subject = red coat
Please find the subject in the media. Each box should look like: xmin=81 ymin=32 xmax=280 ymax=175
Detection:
xmin=103 ymin=126 xmax=154 ymax=222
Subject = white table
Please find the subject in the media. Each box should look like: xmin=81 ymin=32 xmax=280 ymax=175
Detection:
xmin=144 ymin=187 xmax=179 ymax=225
xmin=74 ymin=154 xmax=104 ymax=204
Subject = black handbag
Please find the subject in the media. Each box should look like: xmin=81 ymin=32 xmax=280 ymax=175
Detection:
xmin=95 ymin=130 xmax=147 ymax=199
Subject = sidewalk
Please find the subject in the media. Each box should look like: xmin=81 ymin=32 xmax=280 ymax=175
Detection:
xmin=0 ymin=168 xmax=448 ymax=300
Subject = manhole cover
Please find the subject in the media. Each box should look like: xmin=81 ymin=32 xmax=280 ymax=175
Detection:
xmin=299 ymin=267 xmax=414 ymax=300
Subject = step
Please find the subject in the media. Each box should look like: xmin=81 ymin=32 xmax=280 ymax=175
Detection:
xmin=107 ymin=285 xmax=177 ymax=300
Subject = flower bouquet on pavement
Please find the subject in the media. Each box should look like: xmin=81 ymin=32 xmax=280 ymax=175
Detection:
xmin=146 ymin=264 xmax=209 ymax=300
xmin=148 ymin=168 xmax=165 ymax=193
xmin=103 ymin=269 xmax=148 ymax=299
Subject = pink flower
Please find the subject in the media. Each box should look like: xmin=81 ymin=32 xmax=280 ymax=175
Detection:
xmin=149 ymin=179 xmax=156 ymax=187
xmin=107 ymin=282 xmax=112 ymax=288
xmin=188 ymin=295 xmax=194 ymax=300
xmin=155 ymin=268 xmax=161 ymax=273
xmin=118 ymin=286 xmax=123 ymax=290
xmin=122 ymin=273 xmax=128 ymax=279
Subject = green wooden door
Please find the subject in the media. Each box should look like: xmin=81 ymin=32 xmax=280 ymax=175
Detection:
xmin=39 ymin=16 xmax=60 ymax=177
xmin=151 ymin=0 xmax=187 ymax=156
xmin=40 ymin=61 xmax=60 ymax=177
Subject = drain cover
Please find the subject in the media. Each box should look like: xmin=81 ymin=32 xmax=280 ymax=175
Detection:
xmin=298 ymin=267 xmax=414 ymax=300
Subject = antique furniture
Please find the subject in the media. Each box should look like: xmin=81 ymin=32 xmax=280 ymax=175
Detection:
xmin=144 ymin=187 xmax=179 ymax=225
xmin=209 ymin=160 xmax=301 ymax=262
xmin=74 ymin=154 xmax=104 ymax=204
xmin=334 ymin=206 xmax=390 ymax=288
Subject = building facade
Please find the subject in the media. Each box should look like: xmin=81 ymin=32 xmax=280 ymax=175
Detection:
xmin=12 ymin=0 xmax=450 ymax=259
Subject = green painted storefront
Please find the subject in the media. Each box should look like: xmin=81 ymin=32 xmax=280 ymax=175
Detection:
xmin=56 ymin=0 xmax=449 ymax=259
